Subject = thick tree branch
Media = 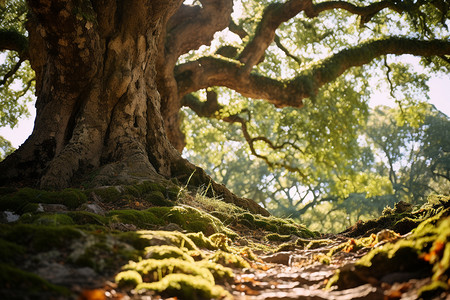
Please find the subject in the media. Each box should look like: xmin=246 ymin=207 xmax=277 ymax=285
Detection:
xmin=0 ymin=29 xmax=29 ymax=59
xmin=176 ymin=56 xmax=307 ymax=107
xmin=166 ymin=0 xmax=233 ymax=58
xmin=177 ymin=38 xmax=450 ymax=108
xmin=238 ymin=0 xmax=312 ymax=71
xmin=238 ymin=0 xmax=404 ymax=72
xmin=311 ymin=0 xmax=403 ymax=23
xmin=229 ymin=20 xmax=248 ymax=39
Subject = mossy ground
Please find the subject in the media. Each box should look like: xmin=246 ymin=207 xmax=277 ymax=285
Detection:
xmin=1 ymin=182 xmax=448 ymax=299
xmin=0 ymin=180 xmax=315 ymax=299
xmin=327 ymin=195 xmax=450 ymax=296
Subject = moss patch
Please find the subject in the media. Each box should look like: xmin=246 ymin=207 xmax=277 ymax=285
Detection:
xmin=209 ymin=251 xmax=250 ymax=269
xmin=136 ymin=273 xmax=231 ymax=299
xmin=0 ymin=187 xmax=87 ymax=213
xmin=115 ymin=270 xmax=143 ymax=288
xmin=342 ymin=195 xmax=450 ymax=237
xmin=328 ymin=213 xmax=450 ymax=290
xmin=144 ymin=245 xmax=194 ymax=262
xmin=0 ymin=263 xmax=69 ymax=299
xmin=0 ymin=223 xmax=83 ymax=252
xmin=138 ymin=230 xmax=199 ymax=250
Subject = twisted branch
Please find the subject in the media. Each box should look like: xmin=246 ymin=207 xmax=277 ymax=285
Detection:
xmin=182 ymin=91 xmax=307 ymax=178
xmin=177 ymin=38 xmax=450 ymax=109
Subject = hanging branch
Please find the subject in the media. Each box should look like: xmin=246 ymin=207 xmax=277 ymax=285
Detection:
xmin=274 ymin=34 xmax=302 ymax=66
xmin=0 ymin=58 xmax=24 ymax=86
xmin=383 ymin=56 xmax=405 ymax=115
xmin=182 ymin=90 xmax=307 ymax=179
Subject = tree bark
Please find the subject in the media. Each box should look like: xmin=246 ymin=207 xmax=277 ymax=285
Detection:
xmin=0 ymin=0 xmax=269 ymax=216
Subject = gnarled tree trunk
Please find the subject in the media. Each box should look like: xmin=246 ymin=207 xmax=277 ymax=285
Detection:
xmin=0 ymin=0 xmax=268 ymax=216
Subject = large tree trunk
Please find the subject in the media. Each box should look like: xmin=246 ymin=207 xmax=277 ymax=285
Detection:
xmin=0 ymin=0 xmax=268 ymax=216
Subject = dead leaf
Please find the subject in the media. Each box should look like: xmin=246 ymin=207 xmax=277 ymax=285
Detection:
xmin=78 ymin=289 xmax=106 ymax=300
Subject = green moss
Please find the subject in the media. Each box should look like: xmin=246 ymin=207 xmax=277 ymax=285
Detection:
xmin=0 ymin=263 xmax=69 ymax=298
xmin=116 ymin=231 xmax=151 ymax=251
xmin=138 ymin=230 xmax=198 ymax=250
xmin=328 ymin=235 xmax=376 ymax=257
xmin=67 ymin=211 xmax=107 ymax=225
xmin=163 ymin=205 xmax=236 ymax=237
xmin=265 ymin=233 xmax=292 ymax=242
xmin=0 ymin=187 xmax=87 ymax=213
xmin=144 ymin=191 xmax=174 ymax=207
xmin=329 ymin=214 xmax=450 ymax=289
xmin=0 ymin=224 xmax=82 ymax=252
xmin=107 ymin=208 xmax=167 ymax=228
xmin=316 ymin=253 xmax=331 ymax=265
xmin=300 ymin=238 xmax=335 ymax=250
xmin=235 ymin=212 xmax=315 ymax=238
xmin=89 ymin=181 xmax=178 ymax=203
xmin=19 ymin=212 xmax=77 ymax=226
xmin=0 ymin=192 xmax=29 ymax=214
xmin=22 ymin=203 xmax=39 ymax=213
xmin=343 ymin=195 xmax=450 ymax=238
xmin=418 ymin=280 xmax=449 ymax=299
xmin=123 ymin=258 xmax=215 ymax=284
xmin=196 ymin=260 xmax=234 ymax=283
xmin=90 ymin=186 xmax=122 ymax=202
xmin=135 ymin=273 xmax=230 ymax=300
xmin=209 ymin=251 xmax=250 ymax=269
xmin=393 ymin=217 xmax=422 ymax=234
xmin=33 ymin=214 xmax=74 ymax=226
xmin=124 ymin=181 xmax=166 ymax=197
xmin=166 ymin=186 xmax=180 ymax=200
xmin=144 ymin=245 xmax=194 ymax=262
xmin=241 ymin=213 xmax=255 ymax=224
xmin=115 ymin=270 xmax=143 ymax=288
xmin=276 ymin=242 xmax=297 ymax=252
xmin=0 ymin=187 xmax=17 ymax=196
xmin=0 ymin=238 xmax=24 ymax=262
xmin=186 ymin=232 xmax=217 ymax=250
xmin=237 ymin=247 xmax=259 ymax=263
xmin=209 ymin=233 xmax=232 ymax=251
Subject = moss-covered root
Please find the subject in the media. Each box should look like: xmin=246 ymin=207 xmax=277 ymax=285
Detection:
xmin=328 ymin=215 xmax=450 ymax=295
xmin=116 ymin=258 xmax=234 ymax=299
xmin=136 ymin=274 xmax=232 ymax=300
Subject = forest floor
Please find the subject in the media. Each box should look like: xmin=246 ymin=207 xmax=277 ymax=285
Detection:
xmin=0 ymin=182 xmax=449 ymax=300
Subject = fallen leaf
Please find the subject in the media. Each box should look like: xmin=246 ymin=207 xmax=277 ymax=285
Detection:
xmin=78 ymin=289 xmax=106 ymax=300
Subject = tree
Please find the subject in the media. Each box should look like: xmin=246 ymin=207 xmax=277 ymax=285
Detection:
xmin=184 ymin=104 xmax=449 ymax=232
xmin=366 ymin=105 xmax=450 ymax=204
xmin=0 ymin=0 xmax=448 ymax=213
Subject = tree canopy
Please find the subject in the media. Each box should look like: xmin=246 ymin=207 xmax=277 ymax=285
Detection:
xmin=0 ymin=0 xmax=449 ymax=215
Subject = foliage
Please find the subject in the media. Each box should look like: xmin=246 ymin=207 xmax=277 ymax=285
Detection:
xmin=365 ymin=105 xmax=450 ymax=204
xmin=184 ymin=103 xmax=449 ymax=233
xmin=0 ymin=0 xmax=34 ymax=131
xmin=0 ymin=135 xmax=14 ymax=161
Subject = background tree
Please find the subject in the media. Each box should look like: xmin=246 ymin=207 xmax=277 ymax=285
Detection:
xmin=185 ymin=104 xmax=450 ymax=232
xmin=366 ymin=105 xmax=450 ymax=204
xmin=0 ymin=0 xmax=33 ymax=159
xmin=0 ymin=0 xmax=448 ymax=215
